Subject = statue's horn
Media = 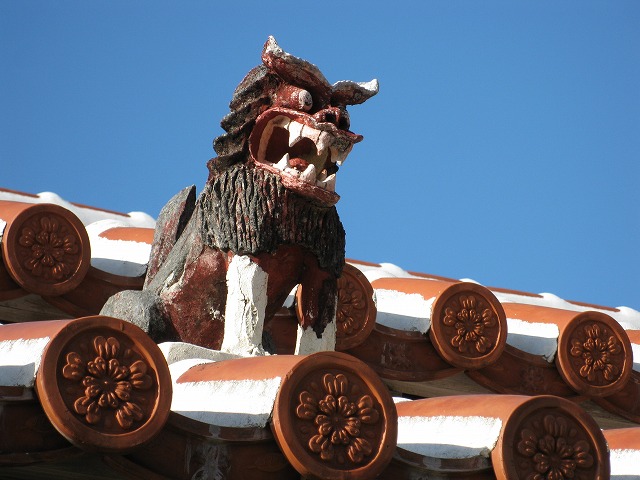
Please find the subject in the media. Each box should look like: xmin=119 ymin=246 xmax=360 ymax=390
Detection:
xmin=261 ymin=36 xmax=331 ymax=102
xmin=331 ymin=79 xmax=379 ymax=106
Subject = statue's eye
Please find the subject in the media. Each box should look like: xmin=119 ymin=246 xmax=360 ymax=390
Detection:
xmin=274 ymin=86 xmax=313 ymax=112
xmin=297 ymin=89 xmax=313 ymax=111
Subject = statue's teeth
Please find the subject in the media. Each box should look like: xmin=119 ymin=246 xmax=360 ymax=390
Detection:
xmin=288 ymin=121 xmax=303 ymax=147
xmin=300 ymin=164 xmax=317 ymax=184
xmin=316 ymin=131 xmax=332 ymax=155
xmin=330 ymin=146 xmax=350 ymax=166
xmin=275 ymin=153 xmax=290 ymax=170
xmin=302 ymin=125 xmax=321 ymax=145
xmin=324 ymin=173 xmax=336 ymax=192
xmin=285 ymin=167 xmax=301 ymax=178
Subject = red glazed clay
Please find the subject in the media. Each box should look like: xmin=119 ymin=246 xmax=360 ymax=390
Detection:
xmin=182 ymin=352 xmax=397 ymax=480
xmin=345 ymin=323 xmax=459 ymax=382
xmin=33 ymin=315 xmax=172 ymax=453
xmin=395 ymin=394 xmax=609 ymax=480
xmin=296 ymin=263 xmax=377 ymax=350
xmin=503 ymin=303 xmax=633 ymax=397
xmin=0 ymin=401 xmax=71 ymax=460
xmin=98 ymin=227 xmax=155 ymax=244
xmin=372 ymin=278 xmax=507 ymax=370
xmin=593 ymin=372 xmax=640 ymax=424
xmin=0 ymin=201 xmax=91 ymax=296
xmin=271 ymin=352 xmax=397 ymax=480
xmin=122 ymin=411 xmax=298 ymax=480
xmin=627 ymin=329 xmax=640 ymax=348
xmin=603 ymin=426 xmax=640 ymax=449
xmin=467 ymin=344 xmax=579 ymax=398
xmin=43 ymin=266 xmax=146 ymax=317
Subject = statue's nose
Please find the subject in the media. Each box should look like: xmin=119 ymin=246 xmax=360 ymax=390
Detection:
xmin=312 ymin=106 xmax=350 ymax=130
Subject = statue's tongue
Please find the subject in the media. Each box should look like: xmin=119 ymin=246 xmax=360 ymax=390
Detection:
xmin=289 ymin=157 xmax=309 ymax=171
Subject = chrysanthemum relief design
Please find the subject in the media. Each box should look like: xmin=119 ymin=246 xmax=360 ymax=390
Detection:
xmin=521 ymin=366 xmax=547 ymax=394
xmin=18 ymin=215 xmax=78 ymax=280
xmin=517 ymin=414 xmax=594 ymax=480
xmin=296 ymin=373 xmax=380 ymax=464
xmin=336 ymin=279 xmax=366 ymax=336
xmin=443 ymin=295 xmax=496 ymax=354
xmin=569 ymin=323 xmax=621 ymax=383
xmin=62 ymin=336 xmax=153 ymax=429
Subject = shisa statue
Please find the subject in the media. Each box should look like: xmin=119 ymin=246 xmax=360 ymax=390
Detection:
xmin=102 ymin=36 xmax=378 ymax=355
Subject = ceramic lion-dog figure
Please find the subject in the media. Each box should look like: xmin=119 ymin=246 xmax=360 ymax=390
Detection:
xmin=103 ymin=37 xmax=378 ymax=355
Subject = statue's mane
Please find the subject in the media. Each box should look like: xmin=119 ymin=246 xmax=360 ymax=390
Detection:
xmin=200 ymin=164 xmax=345 ymax=277
xmin=209 ymin=65 xmax=281 ymax=174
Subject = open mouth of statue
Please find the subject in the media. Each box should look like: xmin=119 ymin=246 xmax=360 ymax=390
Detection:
xmin=249 ymin=109 xmax=362 ymax=206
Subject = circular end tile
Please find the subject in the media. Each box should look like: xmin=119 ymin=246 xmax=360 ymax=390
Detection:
xmin=497 ymin=395 xmax=609 ymax=480
xmin=429 ymin=282 xmax=507 ymax=369
xmin=1 ymin=203 xmax=91 ymax=296
xmin=35 ymin=315 xmax=172 ymax=453
xmin=271 ymin=351 xmax=397 ymax=480
xmin=556 ymin=311 xmax=632 ymax=397
xmin=334 ymin=263 xmax=376 ymax=351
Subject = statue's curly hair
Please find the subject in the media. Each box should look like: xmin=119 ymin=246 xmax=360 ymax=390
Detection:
xmin=209 ymin=65 xmax=281 ymax=175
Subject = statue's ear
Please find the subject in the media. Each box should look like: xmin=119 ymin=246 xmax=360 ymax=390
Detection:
xmin=331 ymin=79 xmax=379 ymax=106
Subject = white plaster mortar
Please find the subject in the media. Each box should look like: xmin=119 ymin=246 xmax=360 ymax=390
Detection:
xmin=397 ymin=415 xmax=502 ymax=459
xmin=615 ymin=307 xmax=640 ymax=330
xmin=492 ymin=290 xmax=640 ymax=331
xmin=392 ymin=396 xmax=411 ymax=404
xmin=221 ymin=255 xmax=269 ymax=356
xmin=374 ymin=289 xmax=433 ymax=332
xmin=159 ymin=342 xmax=240 ymax=365
xmin=294 ymin=320 xmax=336 ymax=355
xmin=0 ymin=337 xmax=50 ymax=387
xmin=349 ymin=261 xmax=438 ymax=284
xmin=610 ymin=448 xmax=640 ymax=478
xmin=631 ymin=343 xmax=640 ymax=372
xmin=0 ymin=191 xmax=155 ymax=228
xmin=86 ymin=220 xmax=151 ymax=277
xmin=168 ymin=358 xmax=216 ymax=381
xmin=506 ymin=318 xmax=560 ymax=362
xmin=171 ymin=376 xmax=282 ymax=428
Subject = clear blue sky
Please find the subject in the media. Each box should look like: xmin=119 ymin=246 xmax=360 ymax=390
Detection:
xmin=2 ymin=1 xmax=639 ymax=310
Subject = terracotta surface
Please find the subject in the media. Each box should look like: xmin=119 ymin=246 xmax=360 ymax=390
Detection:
xmin=97 ymin=227 xmax=155 ymax=244
xmin=0 ymin=401 xmax=72 ymax=464
xmin=29 ymin=316 xmax=172 ymax=453
xmin=503 ymin=303 xmax=633 ymax=397
xmin=345 ymin=323 xmax=460 ymax=382
xmin=593 ymin=372 xmax=640 ymax=424
xmin=271 ymin=351 xmax=397 ymax=480
xmin=0 ymin=201 xmax=91 ymax=297
xmin=0 ymin=201 xmax=151 ymax=320
xmin=466 ymin=344 xmax=579 ymax=398
xmin=382 ymin=451 xmax=494 ymax=480
xmin=176 ymin=354 xmax=300 ymax=383
xmin=124 ymin=412 xmax=297 ymax=480
xmin=0 ymin=188 xmax=156 ymax=227
xmin=393 ymin=394 xmax=609 ymax=480
xmin=174 ymin=351 xmax=397 ymax=479
xmin=603 ymin=426 xmax=640 ymax=449
xmin=371 ymin=277 xmax=507 ymax=370
xmin=263 ymin=263 xmax=377 ymax=354
xmin=297 ymin=262 xmax=377 ymax=350
xmin=43 ymin=266 xmax=145 ymax=317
